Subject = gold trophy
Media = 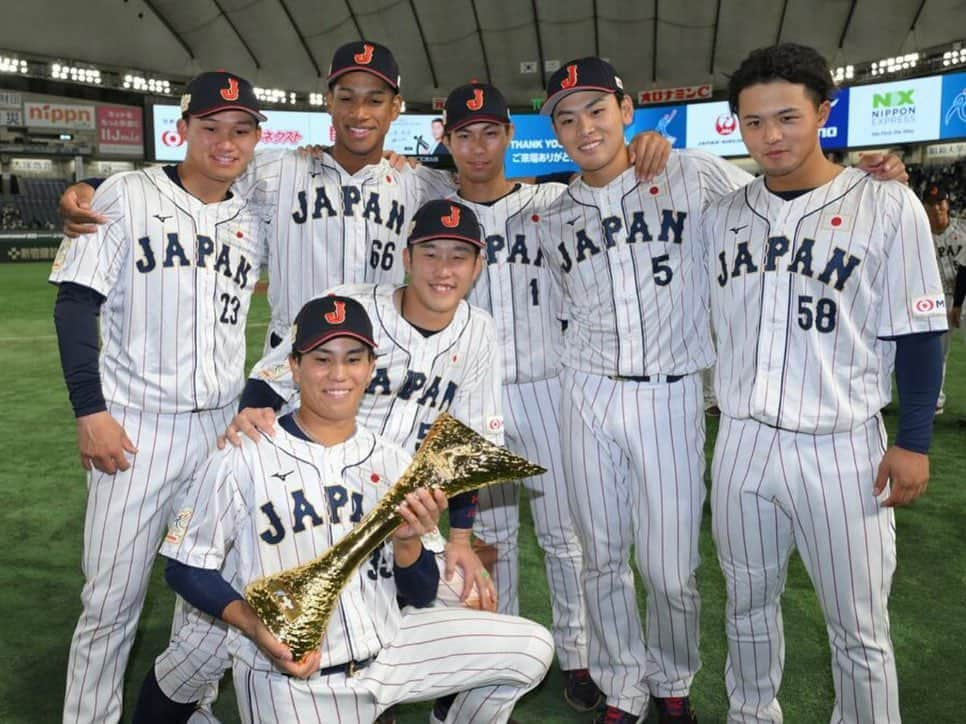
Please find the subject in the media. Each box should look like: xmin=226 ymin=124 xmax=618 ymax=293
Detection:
xmin=244 ymin=412 xmax=545 ymax=659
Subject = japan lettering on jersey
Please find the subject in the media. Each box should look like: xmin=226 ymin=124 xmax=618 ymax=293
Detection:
xmin=234 ymin=150 xmax=430 ymax=341
xmin=160 ymin=426 xmax=411 ymax=672
xmin=932 ymin=216 xmax=966 ymax=295
xmin=537 ymin=149 xmax=751 ymax=377
xmin=250 ymin=283 xmax=505 ymax=450
xmin=443 ymin=180 xmax=567 ymax=384
xmin=705 ymin=168 xmax=947 ymax=434
xmin=50 ymin=166 xmax=269 ymax=413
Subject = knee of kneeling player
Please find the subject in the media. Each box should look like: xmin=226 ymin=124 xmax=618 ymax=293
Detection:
xmin=509 ymin=621 xmax=555 ymax=688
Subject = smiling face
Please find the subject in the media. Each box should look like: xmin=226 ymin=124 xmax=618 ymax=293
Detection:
xmin=290 ymin=336 xmax=375 ymax=430
xmin=402 ymin=239 xmax=483 ymax=329
xmin=737 ymin=80 xmax=831 ymax=190
xmin=326 ymin=71 xmax=402 ymax=172
xmin=445 ymin=121 xmax=512 ymax=185
xmin=551 ymin=90 xmax=633 ymax=187
xmin=177 ymin=110 xmax=261 ymax=190
xmin=924 ymin=198 xmax=950 ymax=233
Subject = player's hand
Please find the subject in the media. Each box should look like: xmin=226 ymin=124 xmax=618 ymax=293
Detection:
xmin=76 ymin=410 xmax=138 ymax=474
xmin=627 ymin=131 xmax=672 ymax=183
xmin=951 ymin=306 xmax=962 ymax=329
xmin=382 ymin=149 xmax=417 ymax=171
xmin=444 ymin=531 xmax=497 ymax=612
xmin=219 ymin=407 xmax=276 ymax=448
xmin=874 ymin=445 xmax=929 ymax=507
xmin=60 ymin=183 xmax=104 ymax=238
xmin=394 ymin=488 xmax=448 ymax=541
xmin=296 ymin=144 xmax=328 ymax=158
xmin=856 ymin=152 xmax=908 ymax=184
xmin=225 ymin=600 xmax=321 ymax=677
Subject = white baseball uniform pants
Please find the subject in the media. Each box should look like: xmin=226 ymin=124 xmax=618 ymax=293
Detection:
xmin=63 ymin=402 xmax=234 ymax=724
xmin=474 ymin=376 xmax=589 ymax=670
xmin=560 ymin=368 xmax=706 ymax=715
xmin=232 ymin=606 xmax=552 ymax=723
xmin=711 ymin=414 xmax=899 ymax=724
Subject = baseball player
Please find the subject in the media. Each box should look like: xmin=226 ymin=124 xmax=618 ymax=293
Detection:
xmin=409 ymin=81 xmax=606 ymax=713
xmin=133 ymin=199 xmax=507 ymax=721
xmin=49 ymin=71 xmax=269 ymax=724
xmin=534 ymin=56 xmax=754 ymax=724
xmin=922 ymin=184 xmax=966 ymax=412
xmin=156 ymin=293 xmax=554 ymax=724
xmin=705 ymin=43 xmax=945 ymax=723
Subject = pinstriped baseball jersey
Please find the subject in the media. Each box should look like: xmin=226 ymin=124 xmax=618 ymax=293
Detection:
xmin=538 ymin=149 xmax=751 ymax=376
xmin=251 ymin=283 xmax=505 ymax=450
xmin=705 ymin=169 xmax=948 ymax=434
xmin=235 ymin=150 xmax=432 ymax=342
xmin=49 ymin=166 xmax=268 ymax=414
xmin=933 ymin=217 xmax=966 ymax=294
xmin=160 ymin=425 xmax=412 ymax=672
xmin=452 ymin=183 xmax=567 ymax=384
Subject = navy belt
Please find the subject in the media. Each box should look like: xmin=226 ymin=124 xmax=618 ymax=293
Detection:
xmin=304 ymin=656 xmax=374 ymax=679
xmin=608 ymin=374 xmax=684 ymax=383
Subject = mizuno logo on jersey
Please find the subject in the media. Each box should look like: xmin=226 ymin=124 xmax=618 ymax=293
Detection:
xmin=154 ymin=214 xmax=172 ymax=223
xmin=367 ymin=368 xmax=458 ymax=411
xmin=556 ymin=210 xmax=687 ymax=273
xmin=291 ymin=185 xmax=406 ymax=236
xmin=716 ymin=235 xmax=862 ymax=291
xmin=134 ymin=233 xmax=255 ymax=289
xmin=729 ymin=224 xmax=747 ymax=234
xmin=258 ymin=485 xmax=364 ymax=545
xmin=484 ymin=233 xmax=544 ymax=266
xmin=271 ymin=470 xmax=294 ymax=482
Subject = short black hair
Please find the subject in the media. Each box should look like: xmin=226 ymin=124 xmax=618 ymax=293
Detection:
xmin=728 ymin=43 xmax=836 ymax=114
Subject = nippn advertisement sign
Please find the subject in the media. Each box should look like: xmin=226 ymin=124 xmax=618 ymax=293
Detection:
xmin=847 ymin=76 xmax=943 ymax=147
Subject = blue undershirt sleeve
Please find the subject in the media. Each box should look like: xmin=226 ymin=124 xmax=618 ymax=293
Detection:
xmin=447 ymin=491 xmax=478 ymax=530
xmin=238 ymin=379 xmax=286 ymax=412
xmin=163 ymin=558 xmax=243 ymax=620
xmin=393 ymin=545 xmax=439 ymax=608
xmin=891 ymin=331 xmax=944 ymax=453
xmin=53 ymin=282 xmax=107 ymax=417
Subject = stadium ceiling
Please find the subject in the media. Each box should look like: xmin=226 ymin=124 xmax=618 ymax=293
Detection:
xmin=1 ymin=0 xmax=964 ymax=106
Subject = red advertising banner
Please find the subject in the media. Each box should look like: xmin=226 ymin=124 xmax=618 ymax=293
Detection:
xmin=637 ymin=84 xmax=713 ymax=105
xmin=97 ymin=105 xmax=143 ymax=156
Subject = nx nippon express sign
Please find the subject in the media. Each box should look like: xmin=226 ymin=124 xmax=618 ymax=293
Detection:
xmin=847 ymin=76 xmax=943 ymax=146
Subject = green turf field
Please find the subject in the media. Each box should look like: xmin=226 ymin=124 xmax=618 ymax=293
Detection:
xmin=1 ymin=262 xmax=963 ymax=723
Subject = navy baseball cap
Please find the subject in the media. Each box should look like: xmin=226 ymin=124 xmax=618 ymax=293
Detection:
xmin=180 ymin=71 xmax=267 ymax=122
xmin=407 ymin=199 xmax=484 ymax=249
xmin=444 ymin=82 xmax=511 ymax=133
xmin=923 ymin=185 xmax=948 ymax=204
xmin=327 ymin=41 xmax=400 ymax=92
xmin=293 ymin=295 xmax=377 ymax=354
xmin=541 ymin=57 xmax=625 ymax=116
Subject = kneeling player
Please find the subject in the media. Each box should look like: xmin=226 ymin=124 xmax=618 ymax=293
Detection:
xmin=152 ymin=295 xmax=553 ymax=723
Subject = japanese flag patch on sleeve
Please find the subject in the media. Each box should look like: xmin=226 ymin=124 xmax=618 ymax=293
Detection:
xmin=911 ymin=295 xmax=947 ymax=318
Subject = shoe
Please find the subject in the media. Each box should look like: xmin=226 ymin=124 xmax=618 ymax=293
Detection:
xmin=936 ymin=405 xmax=945 ymax=416
xmin=376 ymin=706 xmax=397 ymax=724
xmin=593 ymin=706 xmax=644 ymax=724
xmin=653 ymin=695 xmax=698 ymax=723
xmin=563 ymin=668 xmax=604 ymax=712
xmin=430 ymin=699 xmax=519 ymax=724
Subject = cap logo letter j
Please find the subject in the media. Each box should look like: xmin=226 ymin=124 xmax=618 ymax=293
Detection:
xmin=324 ymin=301 xmax=346 ymax=324
xmin=560 ymin=65 xmax=578 ymax=89
xmin=441 ymin=205 xmax=461 ymax=228
xmin=466 ymin=88 xmax=484 ymax=110
xmin=354 ymin=44 xmax=375 ymax=65
xmin=220 ymin=78 xmax=239 ymax=101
